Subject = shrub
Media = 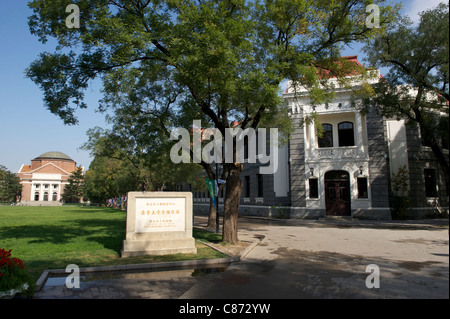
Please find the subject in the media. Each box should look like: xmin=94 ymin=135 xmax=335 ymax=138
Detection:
xmin=0 ymin=249 xmax=34 ymax=297
xmin=390 ymin=165 xmax=411 ymax=220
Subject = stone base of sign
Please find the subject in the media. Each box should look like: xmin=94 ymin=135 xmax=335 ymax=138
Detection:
xmin=121 ymin=238 xmax=197 ymax=257
xmin=121 ymin=192 xmax=197 ymax=258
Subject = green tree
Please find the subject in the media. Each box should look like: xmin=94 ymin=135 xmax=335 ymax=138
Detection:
xmin=82 ymin=126 xmax=204 ymax=197
xmin=26 ymin=0 xmax=397 ymax=243
xmin=0 ymin=165 xmax=22 ymax=202
xmin=62 ymin=167 xmax=85 ymax=203
xmin=354 ymin=2 xmax=449 ymax=191
xmin=84 ymin=156 xmax=138 ymax=204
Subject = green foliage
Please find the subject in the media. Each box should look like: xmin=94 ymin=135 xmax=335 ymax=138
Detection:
xmin=354 ymin=2 xmax=449 ymax=188
xmin=26 ymin=0 xmax=399 ymax=240
xmin=192 ymin=228 xmax=222 ymax=243
xmin=390 ymin=195 xmax=412 ymax=220
xmin=26 ymin=0 xmax=397 ymax=131
xmin=83 ymin=156 xmax=137 ymax=203
xmin=363 ymin=2 xmax=449 ymax=94
xmin=391 ymin=165 xmax=409 ymax=194
xmin=0 ymin=248 xmax=34 ymax=297
xmin=0 ymin=165 xmax=22 ymax=202
xmin=390 ymin=165 xmax=411 ymax=220
xmin=82 ymin=125 xmax=205 ymax=202
xmin=270 ymin=204 xmax=289 ymax=219
xmin=62 ymin=167 xmax=85 ymax=203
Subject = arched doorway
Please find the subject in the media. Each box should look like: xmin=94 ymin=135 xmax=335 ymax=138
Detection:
xmin=325 ymin=171 xmax=351 ymax=216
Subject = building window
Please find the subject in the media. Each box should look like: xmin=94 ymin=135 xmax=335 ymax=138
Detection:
xmin=318 ymin=123 xmax=333 ymax=148
xmin=309 ymin=178 xmax=319 ymax=198
xmin=44 ymin=184 xmax=49 ymax=189
xmin=357 ymin=177 xmax=368 ymax=198
xmin=245 ymin=176 xmax=250 ymax=198
xmin=421 ymin=129 xmax=432 ymax=147
xmin=53 ymin=184 xmax=58 ymax=189
xmin=52 ymin=192 xmax=58 ymax=201
xmin=255 ymin=131 xmax=259 ymax=155
xmin=424 ymin=169 xmax=437 ymax=197
xmin=244 ymin=135 xmax=249 ymax=160
xmin=338 ymin=122 xmax=355 ymax=147
xmin=34 ymin=192 xmax=39 ymax=201
xmin=35 ymin=184 xmax=40 ymax=188
xmin=257 ymin=174 xmax=263 ymax=197
xmin=43 ymin=192 xmax=49 ymax=201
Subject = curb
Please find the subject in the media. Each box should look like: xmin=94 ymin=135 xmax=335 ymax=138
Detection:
xmin=34 ymin=237 xmax=263 ymax=293
xmin=240 ymin=238 xmax=263 ymax=260
xmin=196 ymin=237 xmax=263 ymax=261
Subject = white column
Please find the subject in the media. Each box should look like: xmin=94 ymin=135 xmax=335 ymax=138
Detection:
xmin=354 ymin=112 xmax=364 ymax=155
xmin=308 ymin=116 xmax=315 ymax=159
xmin=57 ymin=183 xmax=61 ymax=202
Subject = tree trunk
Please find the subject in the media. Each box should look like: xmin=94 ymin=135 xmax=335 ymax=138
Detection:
xmin=207 ymin=197 xmax=217 ymax=229
xmin=222 ymin=165 xmax=242 ymax=244
xmin=203 ymin=167 xmax=218 ymax=229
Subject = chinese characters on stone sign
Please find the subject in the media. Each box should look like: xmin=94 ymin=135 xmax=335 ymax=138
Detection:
xmin=135 ymin=198 xmax=186 ymax=233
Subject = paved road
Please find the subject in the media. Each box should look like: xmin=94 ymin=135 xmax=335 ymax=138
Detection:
xmin=35 ymin=216 xmax=449 ymax=299
xmin=181 ymin=216 xmax=449 ymax=299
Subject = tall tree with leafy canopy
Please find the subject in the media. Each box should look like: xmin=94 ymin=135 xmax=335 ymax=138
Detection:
xmin=0 ymin=165 xmax=22 ymax=202
xmin=84 ymin=156 xmax=139 ymax=204
xmin=354 ymin=2 xmax=449 ymax=191
xmin=26 ymin=0 xmax=397 ymax=243
xmin=82 ymin=125 xmax=205 ymax=195
xmin=62 ymin=167 xmax=85 ymax=203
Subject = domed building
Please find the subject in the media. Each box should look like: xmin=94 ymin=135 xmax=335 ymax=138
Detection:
xmin=17 ymin=151 xmax=83 ymax=204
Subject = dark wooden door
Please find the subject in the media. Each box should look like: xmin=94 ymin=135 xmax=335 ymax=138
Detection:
xmin=325 ymin=171 xmax=351 ymax=216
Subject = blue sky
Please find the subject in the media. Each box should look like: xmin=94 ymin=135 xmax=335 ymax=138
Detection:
xmin=0 ymin=0 xmax=444 ymax=172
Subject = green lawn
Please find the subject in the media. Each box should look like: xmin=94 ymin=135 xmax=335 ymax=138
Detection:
xmin=0 ymin=206 xmax=226 ymax=281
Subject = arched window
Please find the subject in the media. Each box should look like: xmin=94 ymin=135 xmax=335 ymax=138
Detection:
xmin=43 ymin=192 xmax=49 ymax=201
xmin=338 ymin=122 xmax=355 ymax=146
xmin=318 ymin=123 xmax=333 ymax=148
xmin=52 ymin=192 xmax=58 ymax=201
xmin=34 ymin=192 xmax=39 ymax=201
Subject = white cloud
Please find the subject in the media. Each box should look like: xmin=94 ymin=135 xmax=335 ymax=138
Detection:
xmin=404 ymin=0 xmax=447 ymax=22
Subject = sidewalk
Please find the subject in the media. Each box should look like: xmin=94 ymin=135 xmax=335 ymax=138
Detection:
xmin=182 ymin=216 xmax=449 ymax=299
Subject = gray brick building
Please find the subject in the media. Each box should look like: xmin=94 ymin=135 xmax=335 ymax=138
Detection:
xmin=193 ymin=56 xmax=448 ymax=220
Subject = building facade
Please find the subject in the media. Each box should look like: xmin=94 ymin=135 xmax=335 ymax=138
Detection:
xmin=284 ymin=58 xmax=391 ymax=219
xmin=192 ymin=56 xmax=449 ymax=219
xmin=17 ymin=151 xmax=82 ymax=205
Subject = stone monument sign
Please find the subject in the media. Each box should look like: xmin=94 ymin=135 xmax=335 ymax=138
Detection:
xmin=121 ymin=192 xmax=197 ymax=257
